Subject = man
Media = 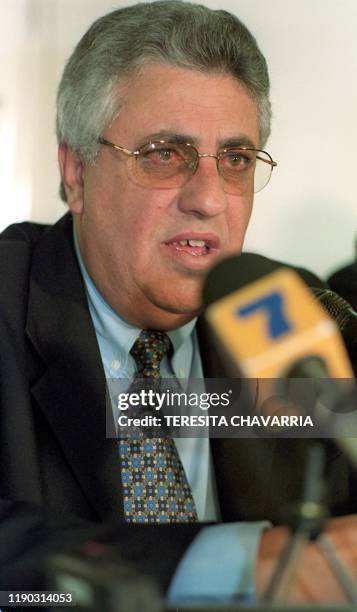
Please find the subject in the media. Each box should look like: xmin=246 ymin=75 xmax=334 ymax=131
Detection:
xmin=1 ymin=1 xmax=357 ymax=605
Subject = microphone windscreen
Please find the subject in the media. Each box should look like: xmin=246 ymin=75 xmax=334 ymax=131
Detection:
xmin=203 ymin=252 xmax=326 ymax=308
xmin=203 ymin=253 xmax=282 ymax=307
xmin=312 ymin=288 xmax=357 ymax=373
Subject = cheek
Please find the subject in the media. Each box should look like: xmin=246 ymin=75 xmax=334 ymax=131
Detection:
xmin=119 ymin=191 xmax=173 ymax=248
xmin=114 ymin=205 xmax=162 ymax=269
xmin=227 ymin=196 xmax=254 ymax=246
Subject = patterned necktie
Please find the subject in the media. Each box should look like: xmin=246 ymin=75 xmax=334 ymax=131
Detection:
xmin=119 ymin=330 xmax=198 ymax=523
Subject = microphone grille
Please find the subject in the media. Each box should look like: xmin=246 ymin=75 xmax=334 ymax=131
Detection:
xmin=312 ymin=288 xmax=355 ymax=331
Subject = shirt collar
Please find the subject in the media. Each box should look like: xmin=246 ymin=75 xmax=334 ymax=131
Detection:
xmin=73 ymin=225 xmax=197 ymax=376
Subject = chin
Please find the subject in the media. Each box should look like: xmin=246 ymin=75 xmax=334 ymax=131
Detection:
xmin=144 ymin=275 xmax=203 ymax=310
xmin=156 ymin=285 xmax=204 ymax=314
xmin=135 ymin=300 xmax=200 ymax=332
xmin=157 ymin=295 xmax=202 ymax=316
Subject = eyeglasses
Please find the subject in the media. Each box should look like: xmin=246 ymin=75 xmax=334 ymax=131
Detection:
xmin=98 ymin=137 xmax=277 ymax=194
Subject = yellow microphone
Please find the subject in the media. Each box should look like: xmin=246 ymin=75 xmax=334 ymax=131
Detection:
xmin=203 ymin=253 xmax=353 ymax=379
xmin=204 ymin=252 xmax=357 ymax=470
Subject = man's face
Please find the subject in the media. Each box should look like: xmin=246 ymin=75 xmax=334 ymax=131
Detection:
xmin=64 ymin=64 xmax=260 ymax=329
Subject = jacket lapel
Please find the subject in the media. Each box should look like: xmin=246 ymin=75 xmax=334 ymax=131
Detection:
xmin=26 ymin=214 xmax=123 ymax=521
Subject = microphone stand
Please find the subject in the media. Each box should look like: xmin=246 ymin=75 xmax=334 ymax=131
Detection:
xmin=261 ymin=442 xmax=357 ymax=605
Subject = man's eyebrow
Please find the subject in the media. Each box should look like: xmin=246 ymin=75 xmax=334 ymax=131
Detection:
xmin=135 ymin=131 xmax=195 ymax=147
xmin=135 ymin=131 xmax=257 ymax=149
xmin=219 ymin=136 xmax=257 ymax=149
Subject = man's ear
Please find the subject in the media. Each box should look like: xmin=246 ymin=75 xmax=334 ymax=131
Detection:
xmin=58 ymin=143 xmax=85 ymax=214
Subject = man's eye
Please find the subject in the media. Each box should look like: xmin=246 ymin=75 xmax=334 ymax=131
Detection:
xmin=230 ymin=155 xmax=244 ymax=165
xmin=144 ymin=147 xmax=182 ymax=164
xmin=222 ymin=152 xmax=253 ymax=171
xmin=228 ymin=154 xmax=249 ymax=166
xmin=158 ymin=149 xmax=174 ymax=162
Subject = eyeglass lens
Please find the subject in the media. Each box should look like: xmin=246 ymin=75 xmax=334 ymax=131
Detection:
xmin=128 ymin=142 xmax=273 ymax=194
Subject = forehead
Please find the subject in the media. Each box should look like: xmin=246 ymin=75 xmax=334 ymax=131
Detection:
xmin=107 ymin=63 xmax=260 ymax=148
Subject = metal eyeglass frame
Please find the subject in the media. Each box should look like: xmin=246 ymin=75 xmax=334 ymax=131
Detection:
xmin=97 ymin=137 xmax=277 ymax=190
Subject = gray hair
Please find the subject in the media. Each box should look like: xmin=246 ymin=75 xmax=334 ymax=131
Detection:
xmin=56 ymin=0 xmax=271 ymax=202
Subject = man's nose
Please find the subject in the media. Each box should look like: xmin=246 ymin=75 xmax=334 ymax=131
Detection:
xmin=176 ymin=157 xmax=228 ymax=218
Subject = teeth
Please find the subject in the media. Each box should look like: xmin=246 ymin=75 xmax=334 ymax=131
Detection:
xmin=175 ymin=239 xmax=208 ymax=248
xmin=188 ymin=239 xmax=206 ymax=247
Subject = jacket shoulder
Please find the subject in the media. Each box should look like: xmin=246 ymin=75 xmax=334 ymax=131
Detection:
xmin=0 ymin=220 xmax=51 ymax=285
xmin=0 ymin=220 xmax=50 ymax=245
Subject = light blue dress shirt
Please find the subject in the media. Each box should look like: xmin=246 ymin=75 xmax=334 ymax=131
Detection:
xmin=73 ymin=228 xmax=269 ymax=604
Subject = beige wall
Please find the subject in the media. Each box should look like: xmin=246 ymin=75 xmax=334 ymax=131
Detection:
xmin=1 ymin=0 xmax=356 ymax=277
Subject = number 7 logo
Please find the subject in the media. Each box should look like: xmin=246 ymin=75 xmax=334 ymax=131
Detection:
xmin=237 ymin=291 xmax=293 ymax=340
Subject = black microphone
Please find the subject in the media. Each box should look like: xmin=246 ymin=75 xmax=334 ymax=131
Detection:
xmin=312 ymin=288 xmax=357 ymax=371
xmin=203 ymin=252 xmax=324 ymax=306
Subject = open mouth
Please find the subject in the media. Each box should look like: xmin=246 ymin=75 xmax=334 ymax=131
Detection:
xmin=169 ymin=238 xmax=210 ymax=256
xmin=164 ymin=234 xmax=220 ymax=258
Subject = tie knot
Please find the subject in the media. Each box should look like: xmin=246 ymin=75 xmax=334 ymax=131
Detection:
xmin=130 ymin=330 xmax=171 ymax=379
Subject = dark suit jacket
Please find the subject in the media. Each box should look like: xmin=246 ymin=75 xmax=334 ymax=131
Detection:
xmin=0 ymin=213 xmax=355 ymax=591
xmin=328 ymin=261 xmax=357 ymax=311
